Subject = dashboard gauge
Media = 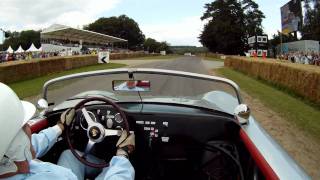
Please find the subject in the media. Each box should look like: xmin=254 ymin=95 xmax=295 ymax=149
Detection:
xmin=80 ymin=111 xmax=97 ymax=130
xmin=106 ymin=110 xmax=114 ymax=120
xmin=106 ymin=118 xmax=113 ymax=128
xmin=114 ymin=113 xmax=123 ymax=123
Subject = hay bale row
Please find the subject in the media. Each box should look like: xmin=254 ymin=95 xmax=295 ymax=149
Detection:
xmin=224 ymin=56 xmax=320 ymax=105
xmin=0 ymin=55 xmax=97 ymax=84
xmin=0 ymin=53 xmax=159 ymax=84
xmin=110 ymin=52 xmax=159 ymax=60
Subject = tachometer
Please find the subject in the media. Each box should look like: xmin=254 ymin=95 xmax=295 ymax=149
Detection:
xmin=114 ymin=113 xmax=123 ymax=123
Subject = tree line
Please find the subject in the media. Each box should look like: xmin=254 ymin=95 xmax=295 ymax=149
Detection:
xmin=1 ymin=30 xmax=41 ymax=51
xmin=200 ymin=0 xmax=320 ymax=55
xmin=1 ymin=15 xmax=170 ymax=53
xmin=301 ymin=0 xmax=320 ymax=41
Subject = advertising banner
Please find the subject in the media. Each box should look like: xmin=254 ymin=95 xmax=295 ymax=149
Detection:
xmin=281 ymin=0 xmax=302 ymax=34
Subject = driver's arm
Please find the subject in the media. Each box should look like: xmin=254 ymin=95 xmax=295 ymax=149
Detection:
xmin=31 ymin=124 xmax=63 ymax=158
xmin=96 ymin=131 xmax=135 ymax=180
xmin=32 ymin=109 xmax=74 ymax=158
xmin=96 ymin=156 xmax=135 ymax=180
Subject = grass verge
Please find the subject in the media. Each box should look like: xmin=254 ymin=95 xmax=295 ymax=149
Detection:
xmin=9 ymin=63 xmax=126 ymax=99
xmin=216 ymin=68 xmax=320 ymax=140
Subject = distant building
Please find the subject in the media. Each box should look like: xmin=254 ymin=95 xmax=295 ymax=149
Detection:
xmin=40 ymin=24 xmax=127 ymax=53
xmin=247 ymin=35 xmax=268 ymax=57
xmin=277 ymin=40 xmax=320 ymax=54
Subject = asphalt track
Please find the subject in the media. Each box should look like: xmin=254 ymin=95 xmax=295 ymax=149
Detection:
xmin=37 ymin=56 xmax=226 ymax=105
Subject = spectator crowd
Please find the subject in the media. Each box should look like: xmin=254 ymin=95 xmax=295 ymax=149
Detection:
xmin=279 ymin=51 xmax=320 ymax=66
xmin=0 ymin=49 xmax=97 ymax=63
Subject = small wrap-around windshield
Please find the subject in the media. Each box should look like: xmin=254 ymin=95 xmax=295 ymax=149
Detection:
xmin=45 ymin=71 xmax=240 ymax=114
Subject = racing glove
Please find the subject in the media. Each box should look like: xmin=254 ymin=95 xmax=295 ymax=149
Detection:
xmin=60 ymin=108 xmax=75 ymax=126
xmin=116 ymin=130 xmax=135 ymax=159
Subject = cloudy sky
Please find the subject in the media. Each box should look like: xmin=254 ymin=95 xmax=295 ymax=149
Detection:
xmin=0 ymin=0 xmax=289 ymax=46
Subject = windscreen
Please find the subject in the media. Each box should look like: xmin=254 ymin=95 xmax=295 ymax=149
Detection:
xmin=46 ymin=72 xmax=239 ymax=113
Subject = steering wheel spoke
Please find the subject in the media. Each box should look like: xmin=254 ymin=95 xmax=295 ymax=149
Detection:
xmin=84 ymin=139 xmax=96 ymax=157
xmin=81 ymin=107 xmax=96 ymax=126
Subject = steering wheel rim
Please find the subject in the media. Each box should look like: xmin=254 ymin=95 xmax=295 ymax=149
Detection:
xmin=65 ymin=97 xmax=130 ymax=168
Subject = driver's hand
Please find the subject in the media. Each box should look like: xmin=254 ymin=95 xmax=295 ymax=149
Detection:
xmin=116 ymin=130 xmax=135 ymax=158
xmin=59 ymin=108 xmax=75 ymax=127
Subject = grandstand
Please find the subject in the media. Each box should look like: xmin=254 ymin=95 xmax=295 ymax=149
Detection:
xmin=40 ymin=24 xmax=128 ymax=52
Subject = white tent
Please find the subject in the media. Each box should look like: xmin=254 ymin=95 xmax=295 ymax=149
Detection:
xmin=15 ymin=45 xmax=25 ymax=53
xmin=6 ymin=46 xmax=14 ymax=53
xmin=26 ymin=43 xmax=38 ymax=52
xmin=37 ymin=46 xmax=42 ymax=52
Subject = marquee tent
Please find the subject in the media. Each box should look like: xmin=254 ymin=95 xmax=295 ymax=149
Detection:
xmin=6 ymin=46 xmax=14 ymax=53
xmin=26 ymin=43 xmax=39 ymax=52
xmin=37 ymin=46 xmax=42 ymax=52
xmin=15 ymin=46 xmax=25 ymax=53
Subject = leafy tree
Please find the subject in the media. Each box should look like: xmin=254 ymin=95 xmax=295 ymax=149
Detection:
xmin=301 ymin=0 xmax=320 ymax=40
xmin=242 ymin=0 xmax=265 ymax=36
xmin=144 ymin=38 xmax=159 ymax=52
xmin=199 ymin=0 xmax=246 ymax=55
xmin=199 ymin=0 xmax=265 ymax=55
xmin=85 ymin=15 xmax=145 ymax=50
xmin=2 ymin=30 xmax=40 ymax=51
xmin=143 ymin=38 xmax=171 ymax=53
xmin=157 ymin=41 xmax=171 ymax=53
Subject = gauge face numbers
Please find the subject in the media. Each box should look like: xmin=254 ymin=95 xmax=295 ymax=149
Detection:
xmin=114 ymin=113 xmax=123 ymax=123
xmin=80 ymin=111 xmax=97 ymax=130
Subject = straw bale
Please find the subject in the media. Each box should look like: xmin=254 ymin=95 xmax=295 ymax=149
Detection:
xmin=225 ymin=56 xmax=320 ymax=104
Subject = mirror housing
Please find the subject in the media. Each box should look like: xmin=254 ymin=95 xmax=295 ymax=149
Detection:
xmin=113 ymin=80 xmax=151 ymax=92
xmin=37 ymin=99 xmax=49 ymax=111
xmin=234 ymin=104 xmax=250 ymax=125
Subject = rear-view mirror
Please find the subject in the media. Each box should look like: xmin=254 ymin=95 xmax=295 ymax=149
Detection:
xmin=113 ymin=80 xmax=151 ymax=92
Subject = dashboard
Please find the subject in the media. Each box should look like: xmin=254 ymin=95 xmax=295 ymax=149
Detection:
xmin=77 ymin=105 xmax=125 ymax=131
xmin=43 ymin=103 xmax=243 ymax=180
xmin=70 ymin=103 xmax=238 ymax=145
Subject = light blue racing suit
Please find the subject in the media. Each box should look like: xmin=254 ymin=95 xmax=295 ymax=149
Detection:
xmin=3 ymin=126 xmax=134 ymax=180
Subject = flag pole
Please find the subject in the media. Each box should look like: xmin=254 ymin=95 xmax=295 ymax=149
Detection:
xmin=279 ymin=31 xmax=283 ymax=55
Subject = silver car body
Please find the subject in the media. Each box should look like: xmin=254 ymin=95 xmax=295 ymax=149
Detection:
xmin=42 ymin=68 xmax=310 ymax=179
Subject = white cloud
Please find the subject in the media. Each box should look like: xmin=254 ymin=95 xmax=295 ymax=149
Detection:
xmin=141 ymin=16 xmax=205 ymax=46
xmin=0 ymin=0 xmax=121 ymax=31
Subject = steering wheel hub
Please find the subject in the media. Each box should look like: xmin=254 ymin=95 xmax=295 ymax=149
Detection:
xmin=88 ymin=124 xmax=104 ymax=142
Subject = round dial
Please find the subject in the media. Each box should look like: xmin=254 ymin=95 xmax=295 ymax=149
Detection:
xmin=114 ymin=113 xmax=123 ymax=123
